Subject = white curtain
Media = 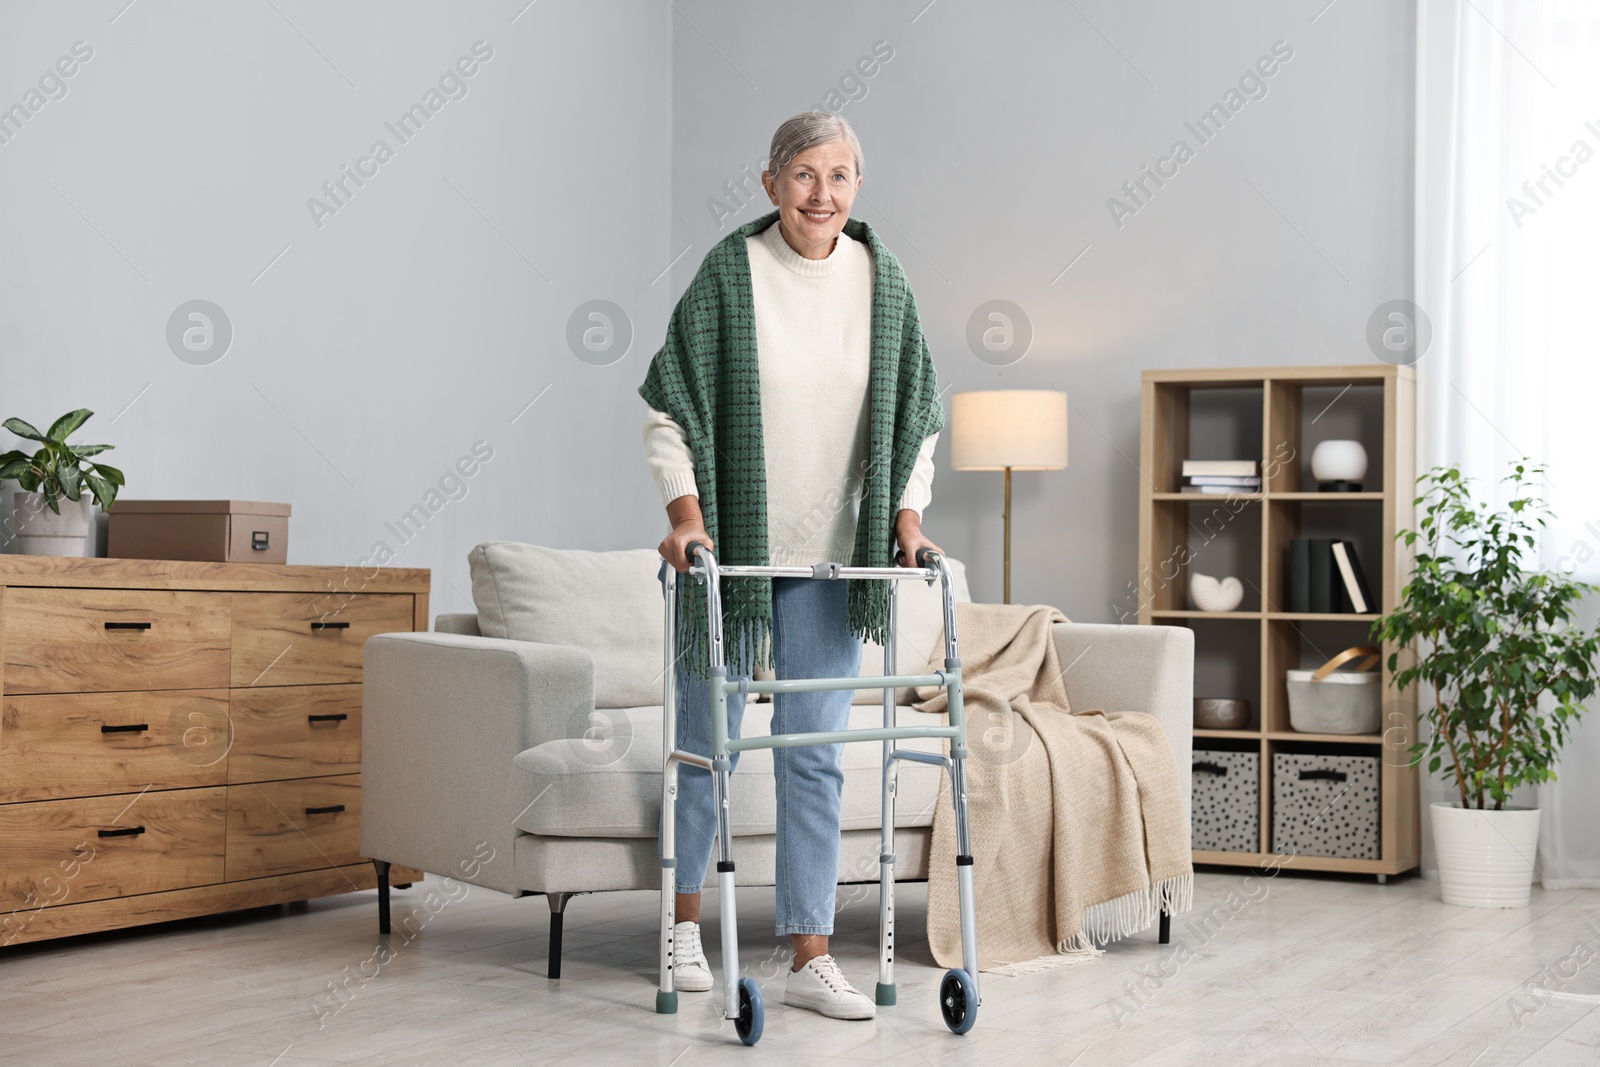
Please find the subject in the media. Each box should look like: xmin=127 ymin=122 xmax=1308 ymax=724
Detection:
xmin=1416 ymin=0 xmax=1600 ymax=886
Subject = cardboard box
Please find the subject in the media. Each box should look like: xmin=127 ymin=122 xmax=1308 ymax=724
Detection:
xmin=109 ymin=500 xmax=291 ymax=564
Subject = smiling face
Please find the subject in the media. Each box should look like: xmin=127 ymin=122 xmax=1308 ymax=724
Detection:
xmin=761 ymin=138 xmax=861 ymax=260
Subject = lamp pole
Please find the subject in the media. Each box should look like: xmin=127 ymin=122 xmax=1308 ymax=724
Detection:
xmin=1003 ymin=466 xmax=1012 ymax=605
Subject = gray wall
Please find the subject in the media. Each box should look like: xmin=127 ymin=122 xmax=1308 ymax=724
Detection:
xmin=1 ymin=0 xmax=1413 ymax=623
xmin=670 ymin=0 xmax=1414 ymax=618
xmin=0 ymin=1 xmax=674 ymax=612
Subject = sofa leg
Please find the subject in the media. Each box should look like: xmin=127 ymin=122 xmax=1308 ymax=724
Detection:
xmin=374 ymin=860 xmax=392 ymax=935
xmin=1158 ymin=907 xmax=1170 ymax=945
xmin=547 ymin=893 xmax=574 ymax=980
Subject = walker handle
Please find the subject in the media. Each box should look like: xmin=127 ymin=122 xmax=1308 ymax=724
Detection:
xmin=915 ymin=547 xmax=940 ymax=569
xmin=685 ymin=541 xmax=711 ymax=567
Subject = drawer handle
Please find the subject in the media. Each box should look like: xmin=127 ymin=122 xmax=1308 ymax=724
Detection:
xmin=305 ymin=805 xmax=346 ymax=816
xmin=307 ymin=713 xmax=349 ymax=724
xmin=104 ymin=621 xmax=153 ymax=631
xmin=1193 ymin=761 xmax=1229 ymax=776
xmin=1298 ymin=769 xmax=1349 ymax=782
xmin=310 ymin=621 xmax=350 ymax=631
xmin=100 ymin=723 xmax=150 ymax=734
xmin=98 ymin=826 xmax=146 ymax=838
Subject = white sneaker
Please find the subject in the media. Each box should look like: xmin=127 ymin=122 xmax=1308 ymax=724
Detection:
xmin=783 ymin=954 xmax=876 ymax=1020
xmin=671 ymin=921 xmax=713 ymax=992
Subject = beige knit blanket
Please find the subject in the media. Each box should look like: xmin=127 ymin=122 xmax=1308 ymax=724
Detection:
xmin=910 ymin=602 xmax=1192 ymax=971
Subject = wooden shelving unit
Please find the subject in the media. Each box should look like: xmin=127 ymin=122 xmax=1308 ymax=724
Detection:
xmin=1138 ymin=365 xmax=1419 ymax=878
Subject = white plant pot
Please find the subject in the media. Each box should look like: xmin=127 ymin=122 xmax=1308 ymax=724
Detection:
xmin=1431 ymin=801 xmax=1540 ymax=908
xmin=10 ymin=491 xmax=94 ymax=557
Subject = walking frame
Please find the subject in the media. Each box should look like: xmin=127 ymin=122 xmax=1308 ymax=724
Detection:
xmin=655 ymin=544 xmax=981 ymax=1045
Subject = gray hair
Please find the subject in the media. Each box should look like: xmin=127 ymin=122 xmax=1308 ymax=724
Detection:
xmin=767 ymin=111 xmax=864 ymax=181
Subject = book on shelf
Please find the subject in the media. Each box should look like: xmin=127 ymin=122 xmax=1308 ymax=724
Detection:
xmin=1287 ymin=538 xmax=1374 ymax=613
xmin=1182 ymin=459 xmax=1259 ymax=478
xmin=1186 ymin=475 xmax=1262 ymax=487
xmin=1310 ymin=537 xmax=1337 ymax=612
xmin=1331 ymin=540 xmax=1375 ymax=614
xmin=1181 ymin=481 xmax=1262 ymax=494
xmin=1289 ymin=538 xmax=1311 ymax=612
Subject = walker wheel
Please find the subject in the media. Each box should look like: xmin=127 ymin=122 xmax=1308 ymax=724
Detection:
xmin=939 ymin=968 xmax=977 ymax=1035
xmin=734 ymin=977 xmax=764 ymax=1046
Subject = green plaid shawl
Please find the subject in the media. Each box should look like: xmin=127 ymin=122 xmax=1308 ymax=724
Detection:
xmin=639 ymin=209 xmax=944 ymax=681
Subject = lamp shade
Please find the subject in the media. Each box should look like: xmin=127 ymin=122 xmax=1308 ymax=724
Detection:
xmin=951 ymin=390 xmax=1069 ymax=471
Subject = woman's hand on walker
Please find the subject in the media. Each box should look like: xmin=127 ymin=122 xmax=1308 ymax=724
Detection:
xmin=661 ymin=494 xmax=712 ymax=572
xmin=893 ymin=509 xmax=941 ymax=568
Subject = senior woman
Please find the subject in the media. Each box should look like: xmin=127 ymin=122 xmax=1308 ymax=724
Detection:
xmin=638 ymin=111 xmax=943 ymax=1021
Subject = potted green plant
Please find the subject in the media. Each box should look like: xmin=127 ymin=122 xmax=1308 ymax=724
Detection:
xmin=0 ymin=409 xmax=125 ymax=557
xmin=1375 ymin=461 xmax=1600 ymax=907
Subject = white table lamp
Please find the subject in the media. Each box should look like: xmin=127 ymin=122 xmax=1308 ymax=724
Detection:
xmin=951 ymin=390 xmax=1069 ymax=603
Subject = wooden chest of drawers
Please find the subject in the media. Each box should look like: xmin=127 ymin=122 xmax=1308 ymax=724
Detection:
xmin=0 ymin=556 xmax=427 ymax=947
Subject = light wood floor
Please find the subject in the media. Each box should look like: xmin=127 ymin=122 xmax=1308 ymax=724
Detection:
xmin=1 ymin=870 xmax=1597 ymax=1065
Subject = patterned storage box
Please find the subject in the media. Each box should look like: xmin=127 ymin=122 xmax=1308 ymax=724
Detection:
xmin=1271 ymin=752 xmax=1380 ymax=859
xmin=1191 ymin=749 xmax=1260 ymax=852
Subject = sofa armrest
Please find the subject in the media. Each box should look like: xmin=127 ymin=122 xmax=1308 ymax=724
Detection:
xmin=361 ymin=631 xmax=595 ymax=894
xmin=1052 ymin=622 xmax=1194 ymax=821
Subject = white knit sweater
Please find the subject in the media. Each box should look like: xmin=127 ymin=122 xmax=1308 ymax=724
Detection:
xmin=643 ymin=219 xmax=938 ymax=565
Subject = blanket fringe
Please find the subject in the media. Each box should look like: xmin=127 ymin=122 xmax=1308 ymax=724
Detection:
xmin=984 ymin=873 xmax=1194 ymax=973
xmin=1071 ymin=873 xmax=1195 ymax=949
xmin=986 ymin=942 xmax=1102 ymax=977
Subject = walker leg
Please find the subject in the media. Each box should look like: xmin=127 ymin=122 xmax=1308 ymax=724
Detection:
xmin=877 ymin=582 xmax=899 ymax=1007
xmin=713 ymin=756 xmax=740 ymax=1022
xmin=1158 ymin=908 xmax=1171 ymax=945
xmin=657 ymin=569 xmax=680 ymax=1015
xmin=658 ymin=758 xmax=680 ymax=1013
xmin=948 ymin=672 xmax=981 ymax=1005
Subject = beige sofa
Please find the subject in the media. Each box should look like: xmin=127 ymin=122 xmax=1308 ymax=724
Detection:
xmin=360 ymin=542 xmax=1193 ymax=977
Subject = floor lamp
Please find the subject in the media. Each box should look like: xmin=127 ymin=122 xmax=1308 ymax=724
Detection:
xmin=951 ymin=390 xmax=1069 ymax=604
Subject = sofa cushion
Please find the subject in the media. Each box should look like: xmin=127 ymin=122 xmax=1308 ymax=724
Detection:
xmin=469 ymin=542 xmax=666 ymax=708
xmin=512 ymin=702 xmax=948 ymax=838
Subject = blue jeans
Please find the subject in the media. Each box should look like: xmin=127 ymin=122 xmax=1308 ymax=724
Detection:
xmin=662 ymin=565 xmax=862 ymax=936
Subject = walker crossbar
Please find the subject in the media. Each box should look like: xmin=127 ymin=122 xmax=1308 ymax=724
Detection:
xmin=719 ymin=672 xmax=949 ymax=695
xmin=691 ymin=563 xmax=939 ymax=581
xmin=724 ymin=724 xmax=960 ymax=753
xmin=887 ymin=747 xmax=952 ymax=771
xmin=657 ymin=542 xmax=981 ymax=1044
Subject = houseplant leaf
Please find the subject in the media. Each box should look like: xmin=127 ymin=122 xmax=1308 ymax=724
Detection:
xmin=3 ymin=418 xmax=46 ymax=442
xmin=46 ymin=408 xmax=93 ymax=443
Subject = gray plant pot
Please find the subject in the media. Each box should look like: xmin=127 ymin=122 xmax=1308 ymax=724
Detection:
xmin=10 ymin=491 xmax=95 ymax=557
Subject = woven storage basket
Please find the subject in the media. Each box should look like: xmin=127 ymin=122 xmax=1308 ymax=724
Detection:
xmin=1287 ymin=646 xmax=1381 ymax=734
